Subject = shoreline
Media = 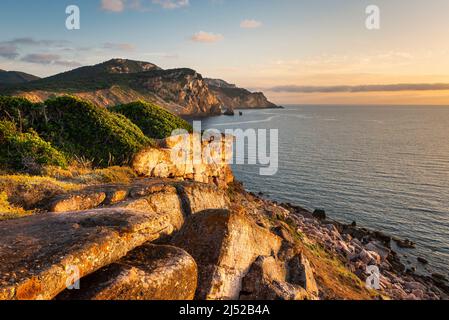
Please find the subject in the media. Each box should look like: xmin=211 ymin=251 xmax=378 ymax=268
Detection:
xmin=252 ymin=192 xmax=449 ymax=299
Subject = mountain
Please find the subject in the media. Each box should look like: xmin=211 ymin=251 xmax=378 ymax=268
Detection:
xmin=1 ymin=59 xmax=277 ymax=115
xmin=205 ymin=78 xmax=278 ymax=110
xmin=0 ymin=70 xmax=40 ymax=84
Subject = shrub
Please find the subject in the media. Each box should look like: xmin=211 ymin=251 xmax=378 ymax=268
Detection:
xmin=33 ymin=96 xmax=152 ymax=166
xmin=0 ymin=120 xmax=68 ymax=172
xmin=0 ymin=96 xmax=46 ymax=130
xmin=111 ymin=101 xmax=192 ymax=139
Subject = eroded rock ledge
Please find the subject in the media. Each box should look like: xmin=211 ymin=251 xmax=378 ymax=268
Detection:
xmin=0 ymin=166 xmax=447 ymax=300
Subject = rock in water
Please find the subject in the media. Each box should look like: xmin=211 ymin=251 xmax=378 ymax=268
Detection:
xmin=56 ymin=245 xmax=198 ymax=300
xmin=172 ymin=209 xmax=282 ymax=300
xmin=313 ymin=209 xmax=326 ymax=221
xmin=0 ymin=209 xmax=176 ymax=300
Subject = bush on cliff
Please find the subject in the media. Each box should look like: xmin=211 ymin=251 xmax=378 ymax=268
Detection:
xmin=0 ymin=120 xmax=68 ymax=171
xmin=1 ymin=96 xmax=153 ymax=166
xmin=111 ymin=101 xmax=192 ymax=139
xmin=0 ymin=96 xmax=45 ymax=130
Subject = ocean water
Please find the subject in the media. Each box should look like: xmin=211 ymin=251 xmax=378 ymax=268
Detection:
xmin=198 ymin=105 xmax=449 ymax=276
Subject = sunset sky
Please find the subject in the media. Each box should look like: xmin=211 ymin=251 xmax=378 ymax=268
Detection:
xmin=1 ymin=0 xmax=449 ymax=105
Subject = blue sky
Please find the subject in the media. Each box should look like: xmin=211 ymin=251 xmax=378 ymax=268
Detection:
xmin=2 ymin=0 xmax=449 ymax=104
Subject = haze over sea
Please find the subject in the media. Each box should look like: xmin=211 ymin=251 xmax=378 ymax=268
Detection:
xmin=200 ymin=105 xmax=449 ymax=276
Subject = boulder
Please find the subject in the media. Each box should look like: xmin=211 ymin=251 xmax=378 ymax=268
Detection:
xmin=172 ymin=209 xmax=282 ymax=300
xmin=287 ymin=254 xmax=319 ymax=298
xmin=312 ymin=209 xmax=326 ymax=221
xmin=0 ymin=208 xmax=175 ymax=300
xmin=56 ymin=245 xmax=197 ymax=300
xmin=49 ymin=191 xmax=106 ymax=213
xmin=114 ymin=184 xmax=185 ymax=232
xmin=132 ymin=133 xmax=234 ymax=188
xmin=176 ymin=182 xmax=230 ymax=215
xmin=240 ymin=256 xmax=315 ymax=300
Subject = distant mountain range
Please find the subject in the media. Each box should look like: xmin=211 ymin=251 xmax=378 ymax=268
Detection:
xmin=0 ymin=59 xmax=278 ymax=116
xmin=0 ymin=70 xmax=40 ymax=84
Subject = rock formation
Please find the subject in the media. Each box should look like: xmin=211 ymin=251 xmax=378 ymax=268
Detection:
xmin=132 ymin=133 xmax=235 ymax=188
xmin=205 ymin=78 xmax=278 ymax=110
xmin=1 ymin=59 xmax=281 ymax=116
xmin=0 ymin=135 xmax=448 ymax=300
xmin=56 ymin=244 xmax=198 ymax=300
xmin=172 ymin=209 xmax=282 ymax=300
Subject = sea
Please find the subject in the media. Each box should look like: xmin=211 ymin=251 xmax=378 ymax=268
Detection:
xmin=196 ymin=105 xmax=449 ymax=277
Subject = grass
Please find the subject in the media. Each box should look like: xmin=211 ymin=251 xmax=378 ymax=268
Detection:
xmin=0 ymin=191 xmax=31 ymax=221
xmin=302 ymin=241 xmax=379 ymax=300
xmin=0 ymin=166 xmax=136 ymax=215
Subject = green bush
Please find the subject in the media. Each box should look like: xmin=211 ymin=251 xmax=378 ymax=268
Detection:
xmin=0 ymin=96 xmax=46 ymax=130
xmin=0 ymin=96 xmax=152 ymax=166
xmin=111 ymin=101 xmax=192 ymax=139
xmin=38 ymin=96 xmax=152 ymax=166
xmin=0 ymin=120 xmax=68 ymax=171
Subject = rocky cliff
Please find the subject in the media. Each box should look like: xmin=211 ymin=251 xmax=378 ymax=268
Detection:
xmin=1 ymin=59 xmax=225 ymax=116
xmin=205 ymin=78 xmax=278 ymax=110
xmin=0 ymin=59 xmax=281 ymax=116
xmin=1 ymin=134 xmax=447 ymax=301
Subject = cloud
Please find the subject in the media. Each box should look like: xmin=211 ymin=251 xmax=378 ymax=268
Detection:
xmin=21 ymin=53 xmax=81 ymax=68
xmin=101 ymin=0 xmax=126 ymax=12
xmin=240 ymin=19 xmax=262 ymax=29
xmin=0 ymin=44 xmax=19 ymax=59
xmin=4 ymin=38 xmax=69 ymax=47
xmin=103 ymin=42 xmax=136 ymax=51
xmin=190 ymin=31 xmax=223 ymax=43
xmin=267 ymin=84 xmax=449 ymax=93
xmin=101 ymin=0 xmax=189 ymax=12
xmin=152 ymin=0 xmax=189 ymax=9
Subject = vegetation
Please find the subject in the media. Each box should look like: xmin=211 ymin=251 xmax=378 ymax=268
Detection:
xmin=112 ymin=100 xmax=192 ymax=139
xmin=0 ymin=120 xmax=68 ymax=172
xmin=0 ymin=191 xmax=31 ymax=221
xmin=0 ymin=96 xmax=153 ymax=167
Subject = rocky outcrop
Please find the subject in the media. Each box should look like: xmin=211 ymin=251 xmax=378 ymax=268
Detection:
xmin=132 ymin=134 xmax=234 ymax=188
xmin=240 ymin=256 xmax=311 ymax=300
xmin=49 ymin=191 xmax=107 ymax=213
xmin=0 ymin=208 xmax=174 ymax=300
xmin=172 ymin=209 xmax=283 ymax=300
xmin=205 ymin=78 xmax=278 ymax=110
xmin=56 ymin=244 xmax=197 ymax=300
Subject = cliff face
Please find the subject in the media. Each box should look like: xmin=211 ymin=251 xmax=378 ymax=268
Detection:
xmin=1 ymin=59 xmax=279 ymax=116
xmin=205 ymin=78 xmax=278 ymax=110
xmin=0 ymin=135 xmax=448 ymax=300
xmin=2 ymin=59 xmax=224 ymax=116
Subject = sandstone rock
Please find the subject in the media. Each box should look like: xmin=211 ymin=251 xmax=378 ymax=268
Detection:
xmin=115 ymin=184 xmax=185 ymax=232
xmin=56 ymin=244 xmax=197 ymax=300
xmin=132 ymin=134 xmax=234 ymax=188
xmin=172 ymin=209 xmax=282 ymax=300
xmin=240 ymin=256 xmax=309 ymax=300
xmin=176 ymin=182 xmax=229 ymax=215
xmin=49 ymin=192 xmax=106 ymax=213
xmin=287 ymin=254 xmax=319 ymax=298
xmin=0 ymin=209 xmax=174 ymax=300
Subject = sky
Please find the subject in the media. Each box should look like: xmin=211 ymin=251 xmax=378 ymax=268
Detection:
xmin=1 ymin=0 xmax=449 ymax=105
